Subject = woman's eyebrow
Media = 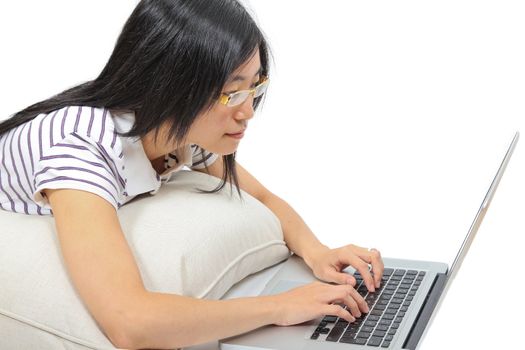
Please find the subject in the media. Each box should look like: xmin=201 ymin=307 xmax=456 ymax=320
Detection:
xmin=229 ymin=67 xmax=262 ymax=83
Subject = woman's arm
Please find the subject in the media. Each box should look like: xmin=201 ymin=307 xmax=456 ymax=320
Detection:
xmin=194 ymin=160 xmax=383 ymax=290
xmin=45 ymin=188 xmax=279 ymax=349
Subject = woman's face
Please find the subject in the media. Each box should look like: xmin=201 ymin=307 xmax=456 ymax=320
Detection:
xmin=186 ymin=48 xmax=263 ymax=155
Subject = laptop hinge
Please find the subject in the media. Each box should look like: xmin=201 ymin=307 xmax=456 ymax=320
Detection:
xmin=403 ymin=272 xmax=448 ymax=349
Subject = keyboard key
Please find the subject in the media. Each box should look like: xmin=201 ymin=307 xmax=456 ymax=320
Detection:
xmin=339 ymin=331 xmax=357 ymax=341
xmin=368 ymin=336 xmax=383 ymax=347
xmin=361 ymin=326 xmax=375 ymax=333
xmin=335 ymin=320 xmax=349 ymax=327
xmin=385 ymin=334 xmax=393 ymax=341
xmin=376 ymin=325 xmax=389 ymax=331
xmin=383 ymin=268 xmax=394 ymax=276
xmin=340 ymin=337 xmax=367 ymax=345
xmin=407 ymin=270 xmax=417 ymax=275
xmin=393 ymin=269 xmax=406 ymax=276
xmin=373 ymin=330 xmax=386 ymax=338
xmin=381 ymin=340 xmax=391 ymax=348
xmin=374 ymin=304 xmax=386 ymax=311
xmin=323 ymin=316 xmax=338 ymax=323
xmin=371 ymin=309 xmax=384 ymax=316
xmin=357 ymin=331 xmax=371 ymax=339
xmin=326 ymin=327 xmax=345 ymax=342
xmin=365 ymin=320 xmax=377 ymax=327
xmin=319 ymin=327 xmax=330 ymax=334
xmin=310 ymin=332 xmax=320 ymax=340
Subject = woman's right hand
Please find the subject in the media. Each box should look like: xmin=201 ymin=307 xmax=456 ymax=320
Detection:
xmin=270 ymin=281 xmax=370 ymax=327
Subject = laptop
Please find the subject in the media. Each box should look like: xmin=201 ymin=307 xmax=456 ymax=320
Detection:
xmin=220 ymin=132 xmax=520 ymax=350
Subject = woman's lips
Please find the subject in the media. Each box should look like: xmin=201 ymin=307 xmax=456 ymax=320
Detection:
xmin=226 ymin=131 xmax=245 ymax=139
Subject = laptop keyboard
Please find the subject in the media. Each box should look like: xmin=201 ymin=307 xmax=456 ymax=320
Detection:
xmin=310 ymin=268 xmax=426 ymax=347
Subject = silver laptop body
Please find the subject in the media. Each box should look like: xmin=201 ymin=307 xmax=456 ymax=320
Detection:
xmin=220 ymin=132 xmax=519 ymax=350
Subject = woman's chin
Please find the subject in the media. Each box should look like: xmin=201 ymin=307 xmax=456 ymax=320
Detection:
xmin=205 ymin=143 xmax=239 ymax=156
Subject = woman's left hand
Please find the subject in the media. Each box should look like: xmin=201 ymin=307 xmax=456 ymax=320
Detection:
xmin=306 ymin=244 xmax=384 ymax=292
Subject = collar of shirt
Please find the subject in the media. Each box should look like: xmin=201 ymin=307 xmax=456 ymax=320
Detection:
xmin=112 ymin=111 xmax=159 ymax=196
xmin=111 ymin=111 xmax=194 ymax=197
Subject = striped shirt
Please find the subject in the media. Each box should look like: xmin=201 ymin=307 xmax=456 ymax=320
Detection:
xmin=0 ymin=106 xmax=218 ymax=216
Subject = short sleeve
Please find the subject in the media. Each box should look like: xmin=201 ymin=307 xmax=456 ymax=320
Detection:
xmin=33 ymin=132 xmax=124 ymax=211
xmin=190 ymin=145 xmax=219 ymax=170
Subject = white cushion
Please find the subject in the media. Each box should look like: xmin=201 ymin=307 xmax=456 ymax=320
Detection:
xmin=0 ymin=170 xmax=290 ymax=349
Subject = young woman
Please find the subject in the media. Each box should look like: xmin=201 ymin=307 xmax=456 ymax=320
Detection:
xmin=0 ymin=0 xmax=384 ymax=348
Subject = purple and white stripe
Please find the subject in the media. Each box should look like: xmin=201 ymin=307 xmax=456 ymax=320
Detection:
xmin=0 ymin=106 xmax=125 ymax=215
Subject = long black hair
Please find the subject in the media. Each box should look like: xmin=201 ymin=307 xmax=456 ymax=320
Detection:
xmin=0 ymin=0 xmax=271 ymax=197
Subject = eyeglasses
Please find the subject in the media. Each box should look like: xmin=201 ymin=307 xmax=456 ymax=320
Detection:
xmin=218 ymin=76 xmax=269 ymax=107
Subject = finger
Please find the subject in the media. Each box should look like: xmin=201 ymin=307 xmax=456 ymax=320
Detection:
xmin=326 ymin=270 xmax=357 ymax=286
xmin=367 ymin=248 xmax=384 ymax=288
xmin=360 ymin=248 xmax=385 ymax=288
xmin=325 ymin=304 xmax=355 ymax=323
xmin=349 ymin=285 xmax=370 ymax=313
xmin=332 ymin=285 xmax=367 ymax=316
xmin=345 ymin=296 xmax=361 ymax=319
xmin=352 ymin=246 xmax=383 ymax=290
xmin=337 ymin=249 xmax=376 ymax=292
xmin=353 ymin=259 xmax=375 ymax=292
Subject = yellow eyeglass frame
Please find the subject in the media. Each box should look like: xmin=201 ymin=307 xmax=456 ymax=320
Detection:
xmin=219 ymin=76 xmax=269 ymax=107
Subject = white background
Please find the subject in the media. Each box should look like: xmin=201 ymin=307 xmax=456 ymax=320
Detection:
xmin=1 ymin=1 xmax=524 ymax=349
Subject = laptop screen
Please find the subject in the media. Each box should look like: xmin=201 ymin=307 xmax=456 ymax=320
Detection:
xmin=448 ymin=132 xmax=519 ymax=281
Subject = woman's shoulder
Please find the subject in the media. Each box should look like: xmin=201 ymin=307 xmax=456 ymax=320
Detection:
xmin=32 ymin=105 xmax=125 ymax=154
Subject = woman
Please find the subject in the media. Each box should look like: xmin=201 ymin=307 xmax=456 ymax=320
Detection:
xmin=0 ymin=0 xmax=384 ymax=348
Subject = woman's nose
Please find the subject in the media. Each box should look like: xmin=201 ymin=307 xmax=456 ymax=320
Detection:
xmin=234 ymin=95 xmax=255 ymax=121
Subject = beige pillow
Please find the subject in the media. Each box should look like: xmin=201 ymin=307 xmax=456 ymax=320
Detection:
xmin=0 ymin=170 xmax=290 ymax=349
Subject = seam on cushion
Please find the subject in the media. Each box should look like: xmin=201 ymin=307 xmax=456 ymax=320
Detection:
xmin=0 ymin=309 xmax=116 ymax=350
xmin=198 ymin=240 xmax=288 ymax=299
